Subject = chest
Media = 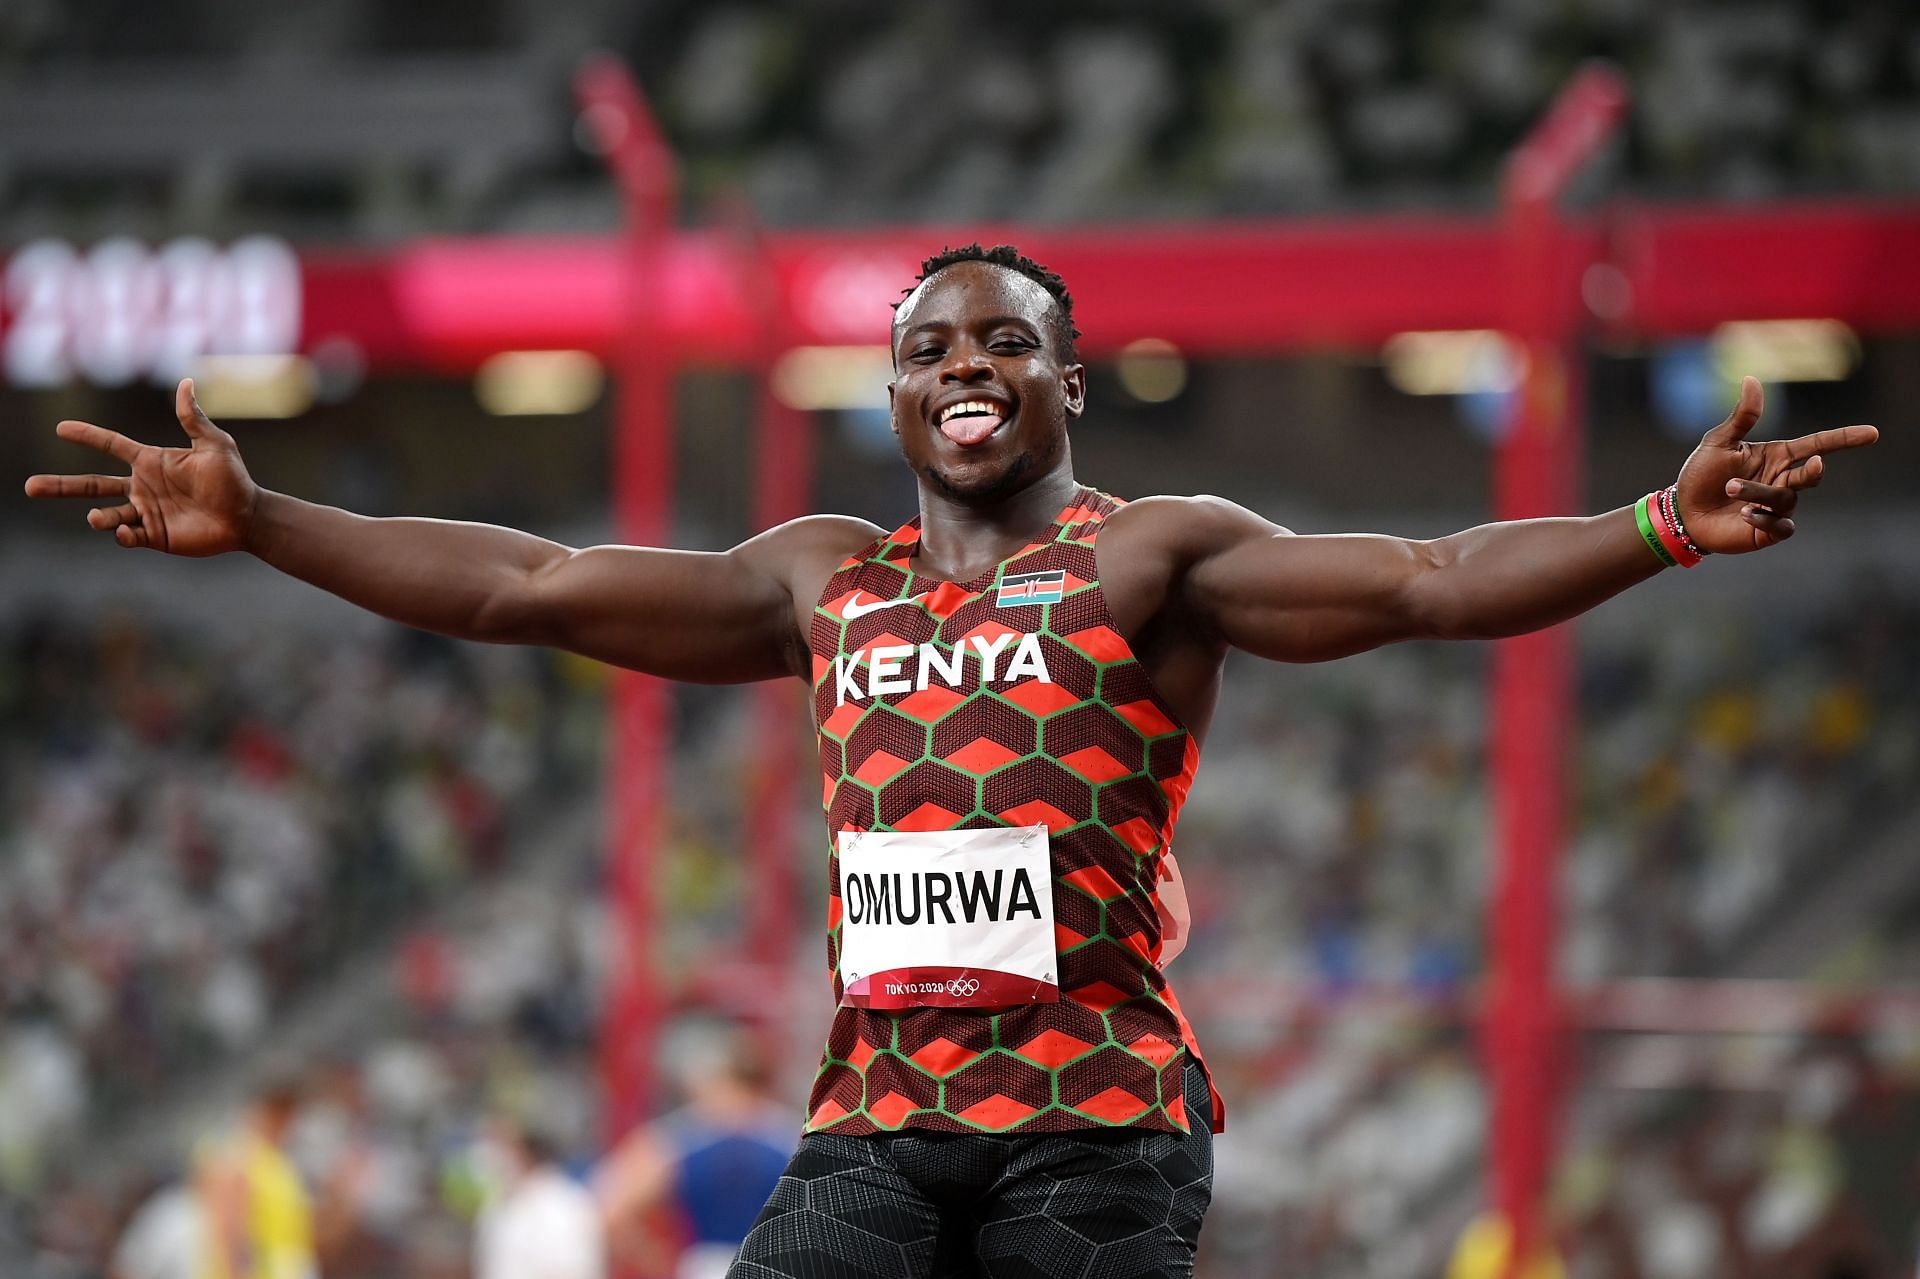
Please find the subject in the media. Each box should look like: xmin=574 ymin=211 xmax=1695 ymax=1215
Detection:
xmin=809 ymin=543 xmax=1103 ymax=712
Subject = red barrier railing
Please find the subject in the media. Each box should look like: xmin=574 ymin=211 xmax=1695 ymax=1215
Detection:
xmin=271 ymin=199 xmax=1920 ymax=375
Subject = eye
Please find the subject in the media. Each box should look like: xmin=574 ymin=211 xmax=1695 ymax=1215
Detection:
xmin=990 ymin=337 xmax=1036 ymax=354
xmin=909 ymin=345 xmax=943 ymax=363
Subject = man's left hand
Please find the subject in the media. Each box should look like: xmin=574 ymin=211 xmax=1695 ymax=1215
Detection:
xmin=1674 ymin=376 xmax=1879 ymax=553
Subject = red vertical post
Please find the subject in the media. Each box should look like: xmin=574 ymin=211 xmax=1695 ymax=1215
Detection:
xmin=1488 ymin=65 xmax=1627 ymax=1276
xmin=575 ymin=56 xmax=679 ymax=1143
xmin=738 ymin=211 xmax=814 ymax=983
xmin=741 ymin=406 xmax=812 ymax=1077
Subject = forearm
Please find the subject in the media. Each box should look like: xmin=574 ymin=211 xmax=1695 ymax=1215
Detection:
xmin=244 ymin=489 xmax=571 ymax=642
xmin=1412 ymin=505 xmax=1664 ymax=640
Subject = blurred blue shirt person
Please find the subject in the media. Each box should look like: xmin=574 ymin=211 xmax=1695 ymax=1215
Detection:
xmin=597 ymin=1025 xmax=794 ymax=1279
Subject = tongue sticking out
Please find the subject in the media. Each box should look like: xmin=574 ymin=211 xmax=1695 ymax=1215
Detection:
xmin=939 ymin=412 xmax=1004 ymax=446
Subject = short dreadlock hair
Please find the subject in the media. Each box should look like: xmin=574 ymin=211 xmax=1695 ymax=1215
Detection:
xmin=893 ymin=243 xmax=1081 ymax=363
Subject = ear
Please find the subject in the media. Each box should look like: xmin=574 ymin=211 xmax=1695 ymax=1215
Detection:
xmin=1061 ymin=363 xmax=1087 ymax=421
xmin=887 ymin=377 xmax=899 ymax=434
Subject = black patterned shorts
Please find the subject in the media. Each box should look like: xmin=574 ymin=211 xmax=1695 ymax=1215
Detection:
xmin=729 ymin=1063 xmax=1214 ymax=1278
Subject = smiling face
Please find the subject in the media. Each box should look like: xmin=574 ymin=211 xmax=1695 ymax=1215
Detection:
xmin=889 ymin=260 xmax=1086 ymax=505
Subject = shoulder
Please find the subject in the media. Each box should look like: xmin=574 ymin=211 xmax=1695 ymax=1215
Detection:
xmin=737 ymin=516 xmax=891 ymax=675
xmin=1100 ymin=494 xmax=1294 ymax=562
xmin=734 ymin=514 xmax=888 ymax=587
xmin=745 ymin=514 xmax=888 ymax=559
xmin=1092 ymin=494 xmax=1296 ymax=640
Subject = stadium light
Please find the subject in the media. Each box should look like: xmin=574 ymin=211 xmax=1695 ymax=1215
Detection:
xmin=1380 ymin=329 xmax=1518 ymax=396
xmin=474 ymin=349 xmax=605 ymax=416
xmin=769 ymin=345 xmax=892 ymax=411
xmin=1709 ymin=319 xmax=1859 ymax=383
xmin=191 ymin=354 xmax=316 ymax=419
xmin=1114 ymin=338 xmax=1188 ymax=404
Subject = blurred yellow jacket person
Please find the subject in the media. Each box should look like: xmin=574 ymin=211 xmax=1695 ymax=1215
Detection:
xmin=1446 ymin=1214 xmax=1565 ymax=1279
xmin=194 ymin=1088 xmax=317 ymax=1279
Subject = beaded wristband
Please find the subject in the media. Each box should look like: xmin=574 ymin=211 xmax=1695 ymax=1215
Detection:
xmin=1650 ymin=490 xmax=1696 ymax=566
xmin=1657 ymin=485 xmax=1708 ymax=563
xmin=1640 ymin=486 xmax=1706 ymax=568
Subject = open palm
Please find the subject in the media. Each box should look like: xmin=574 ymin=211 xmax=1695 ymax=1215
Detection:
xmin=1674 ymin=376 xmax=1879 ymax=554
xmin=23 ymin=379 xmax=258 ymax=557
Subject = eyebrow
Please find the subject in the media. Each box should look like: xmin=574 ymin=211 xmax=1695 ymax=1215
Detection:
xmin=895 ymin=314 xmax=1044 ymax=342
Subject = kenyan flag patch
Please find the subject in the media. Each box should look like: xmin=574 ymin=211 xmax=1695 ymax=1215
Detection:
xmin=996 ymin=568 xmax=1066 ymax=607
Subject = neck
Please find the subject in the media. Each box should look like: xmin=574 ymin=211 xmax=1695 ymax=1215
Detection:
xmin=913 ymin=459 xmax=1080 ymax=582
xmin=692 ymin=1080 xmax=767 ymax=1125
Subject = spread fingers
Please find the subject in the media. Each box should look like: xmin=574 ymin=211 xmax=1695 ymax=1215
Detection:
xmin=24 ymin=473 xmax=132 ymax=500
xmin=1723 ymin=478 xmax=1797 ymax=515
xmin=87 ymin=503 xmax=142 ymax=531
xmin=54 ymin=420 xmax=144 ymax=464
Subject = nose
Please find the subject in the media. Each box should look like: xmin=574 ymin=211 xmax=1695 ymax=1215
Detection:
xmin=939 ymin=349 xmax=994 ymax=384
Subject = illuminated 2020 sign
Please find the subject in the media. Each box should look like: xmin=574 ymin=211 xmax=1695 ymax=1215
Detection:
xmin=2 ymin=236 xmax=301 ymax=389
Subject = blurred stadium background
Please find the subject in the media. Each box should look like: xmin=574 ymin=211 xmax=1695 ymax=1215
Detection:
xmin=5 ymin=2 xmax=1920 ymax=1276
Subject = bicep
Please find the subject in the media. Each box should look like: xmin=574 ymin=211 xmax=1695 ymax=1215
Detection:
xmin=514 ymin=541 xmax=797 ymax=682
xmin=506 ymin=514 xmax=881 ymax=682
xmin=1183 ymin=504 xmax=1440 ymax=662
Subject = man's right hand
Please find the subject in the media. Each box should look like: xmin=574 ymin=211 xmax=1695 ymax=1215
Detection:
xmin=24 ymin=377 xmax=257 ymax=557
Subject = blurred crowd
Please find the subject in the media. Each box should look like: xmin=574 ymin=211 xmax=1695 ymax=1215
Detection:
xmin=1179 ymin=582 xmax=1918 ymax=992
xmin=638 ymin=0 xmax=1920 ymax=223
xmin=1555 ymin=1030 xmax=1920 ymax=1279
xmin=0 ymin=612 xmax=601 ymax=1220
xmin=1177 ymin=588 xmax=1920 ymax=1276
xmin=6 ymin=0 xmax=1920 ymax=240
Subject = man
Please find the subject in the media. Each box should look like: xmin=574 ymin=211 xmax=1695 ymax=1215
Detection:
xmin=193 ymin=1084 xmax=316 ymax=1279
xmin=109 ymin=1175 xmax=202 ymax=1279
xmin=472 ymin=1112 xmax=605 ymax=1279
xmin=596 ymin=1025 xmax=793 ymax=1279
xmin=27 ymin=244 xmax=1877 ymax=1277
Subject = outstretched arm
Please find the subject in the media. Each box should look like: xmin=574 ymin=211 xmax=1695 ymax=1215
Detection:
xmin=1138 ymin=379 xmax=1878 ymax=662
xmin=25 ymin=380 xmax=875 ymax=682
xmin=240 ymin=492 xmax=835 ymax=682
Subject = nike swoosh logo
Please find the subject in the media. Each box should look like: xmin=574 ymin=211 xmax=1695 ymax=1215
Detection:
xmin=843 ymin=594 xmax=930 ymax=619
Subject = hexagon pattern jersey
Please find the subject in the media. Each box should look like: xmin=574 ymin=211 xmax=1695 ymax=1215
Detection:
xmin=806 ymin=486 xmax=1223 ymax=1138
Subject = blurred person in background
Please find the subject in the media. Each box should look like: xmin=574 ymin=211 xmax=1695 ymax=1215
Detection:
xmin=597 ymin=1024 xmax=794 ymax=1279
xmin=290 ymin=1058 xmax=404 ymax=1278
xmin=23 ymin=242 xmax=1880 ymax=1277
xmin=193 ymin=1081 xmax=316 ymax=1279
xmin=472 ymin=1111 xmax=603 ymax=1279
xmin=109 ymin=1168 xmax=203 ymax=1279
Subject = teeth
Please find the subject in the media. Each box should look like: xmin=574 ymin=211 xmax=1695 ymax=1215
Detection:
xmin=938 ymin=399 xmax=1003 ymax=425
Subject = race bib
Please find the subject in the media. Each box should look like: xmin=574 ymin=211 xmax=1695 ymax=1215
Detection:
xmin=836 ymin=824 xmax=1059 ymax=1010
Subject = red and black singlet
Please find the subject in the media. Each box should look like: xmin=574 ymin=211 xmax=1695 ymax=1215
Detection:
xmin=804 ymin=486 xmax=1222 ymax=1137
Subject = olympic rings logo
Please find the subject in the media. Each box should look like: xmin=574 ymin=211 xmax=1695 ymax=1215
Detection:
xmin=945 ymin=977 xmax=980 ymax=998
